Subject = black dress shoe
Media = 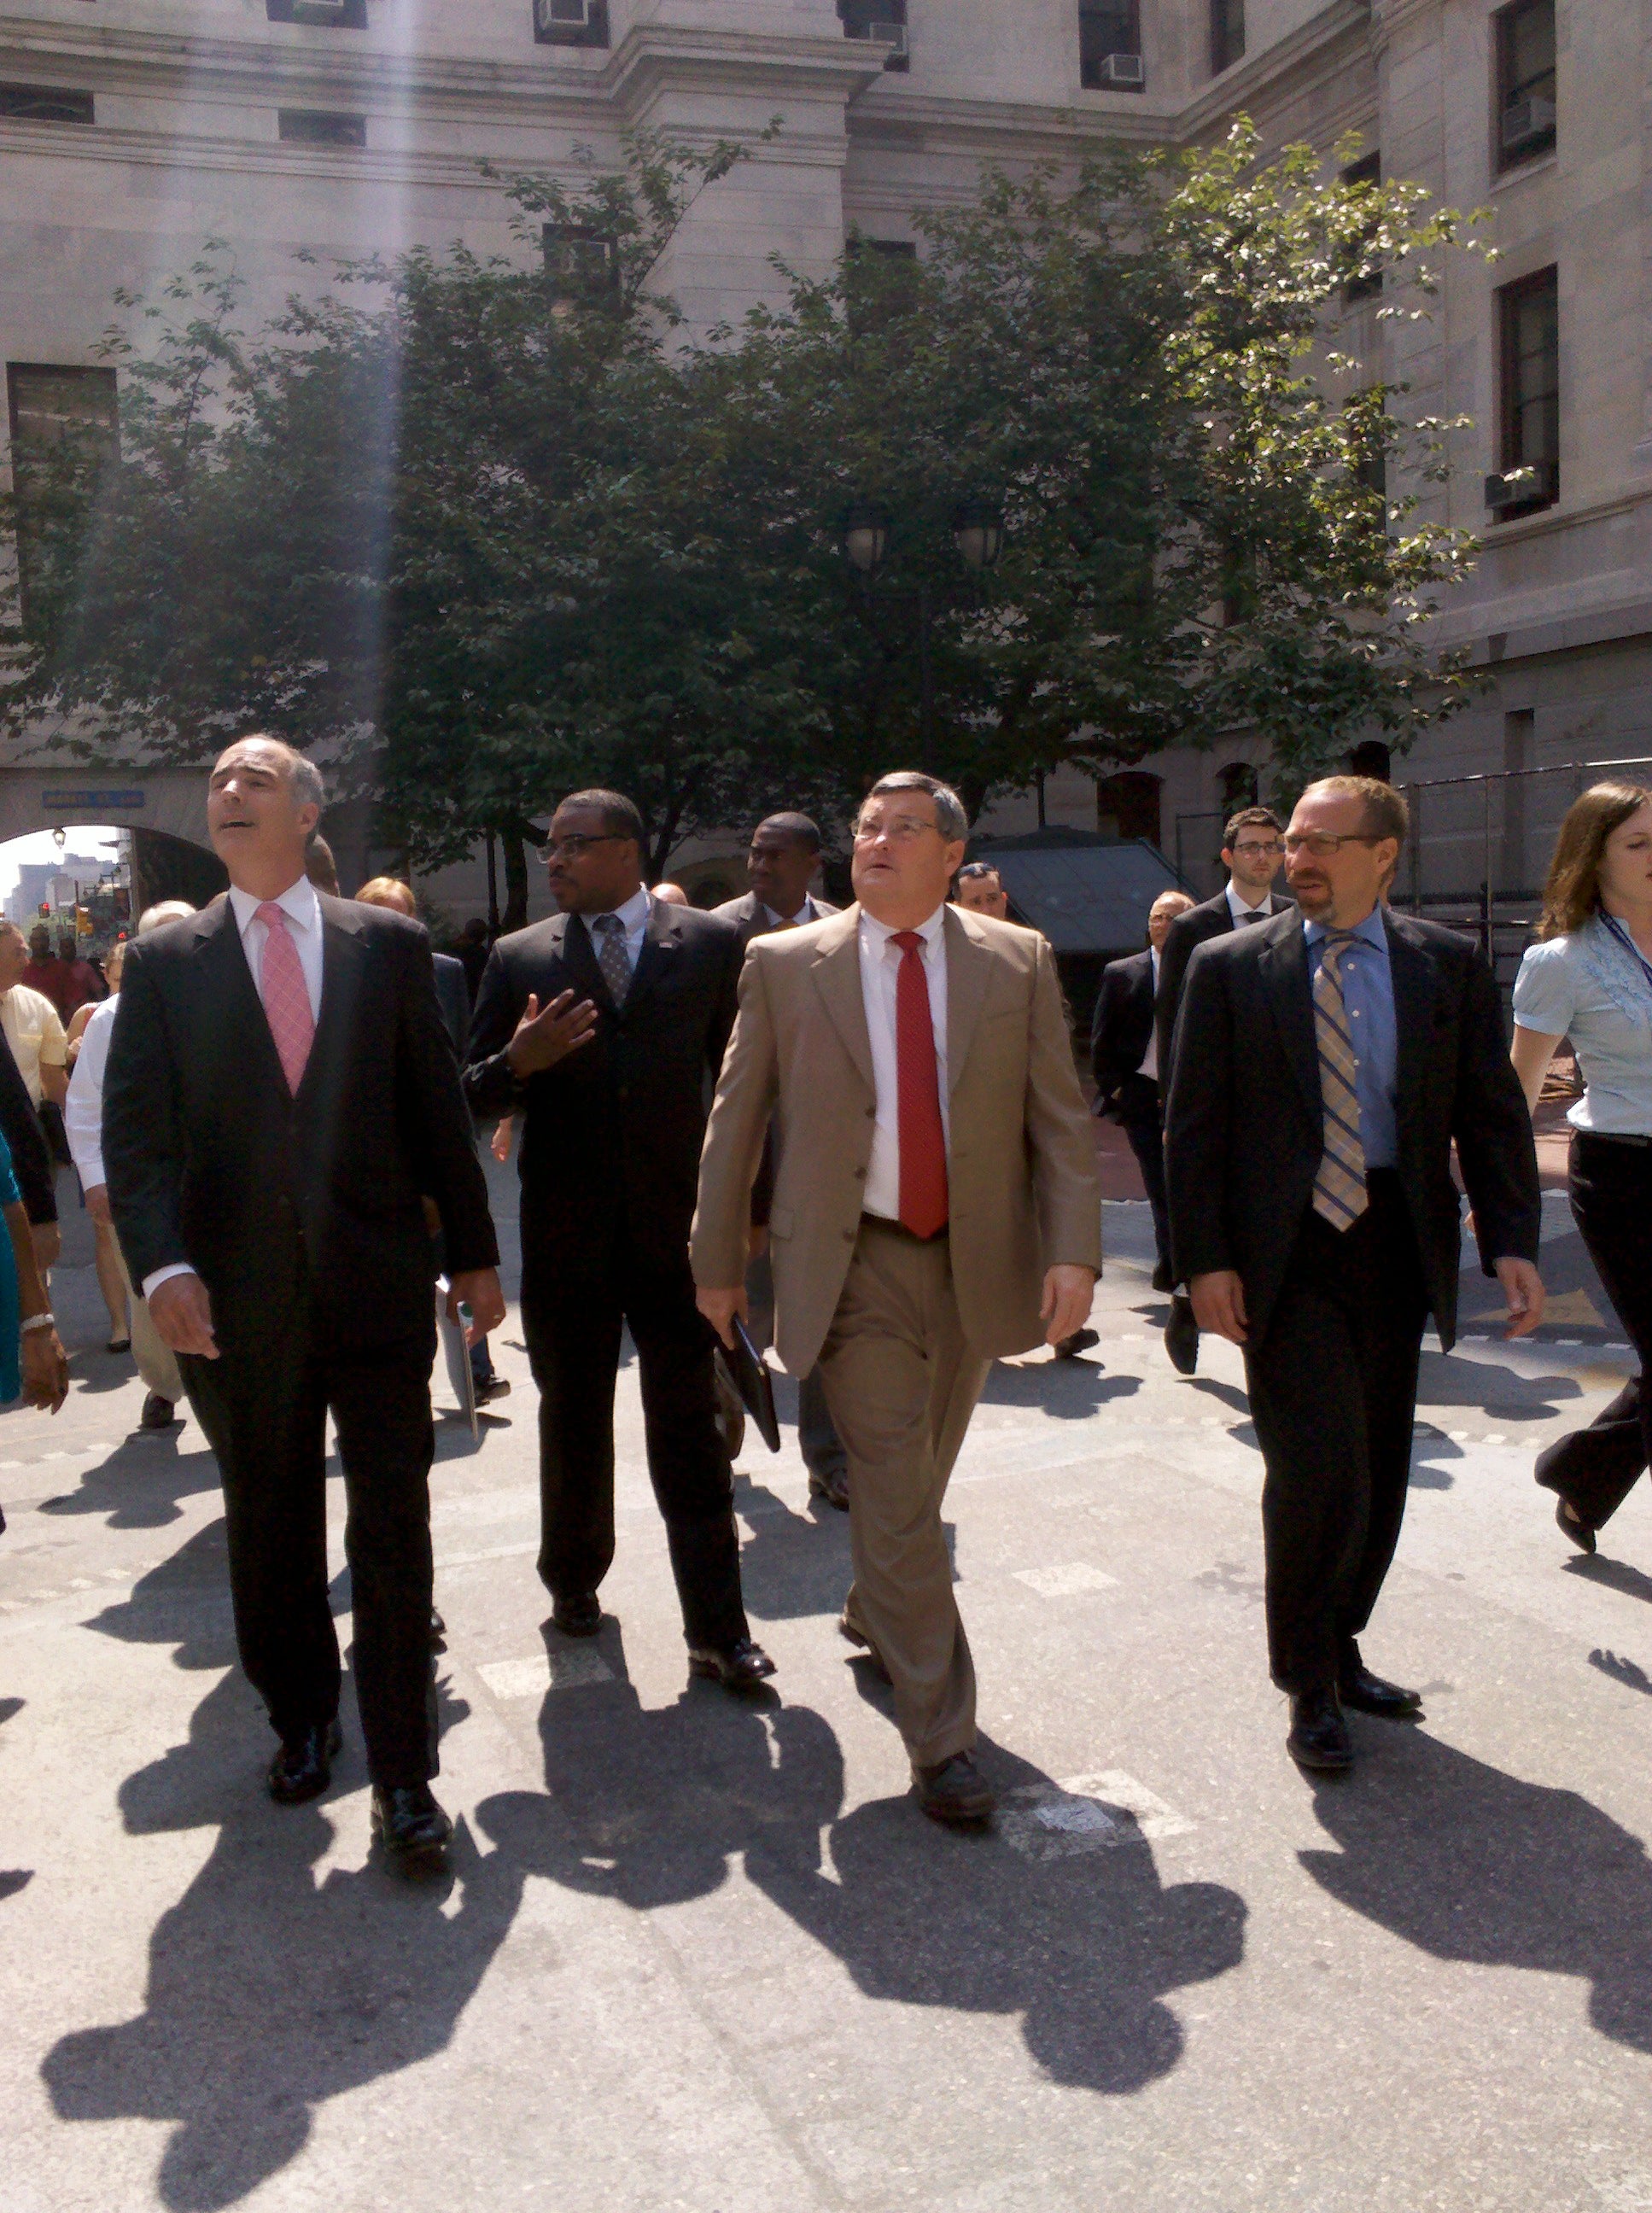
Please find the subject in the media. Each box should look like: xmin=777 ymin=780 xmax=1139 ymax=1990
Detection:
xmin=1338 ymin=1639 xmax=1422 ymax=1720
xmin=687 ymin=1637 xmax=777 ymax=1690
xmin=808 ymin=1462 xmax=850 ymax=1512
xmin=371 ymin=1784 xmax=452 ymax=1871
xmin=1556 ymin=1497 xmax=1597 ymax=1555
xmin=1287 ymin=1688 xmax=1354 ymax=1772
xmin=1054 ymin=1328 xmax=1100 ymax=1360
xmin=912 ymin=1751 xmax=996 ymax=1825
xmin=474 ymin=1375 xmax=511 ymax=1406
xmin=552 ymin=1591 xmax=603 ymax=1638
xmin=838 ymin=1613 xmax=891 ymax=1683
xmin=1164 ymin=1292 xmax=1200 ymax=1376
xmin=268 ymin=1719 xmax=342 ymax=1805
xmin=1151 ymin=1260 xmax=1174 ymax=1293
xmin=429 ymin=1608 xmax=447 ymax=1654
xmin=139 ymin=1391 xmax=178 ymax=1431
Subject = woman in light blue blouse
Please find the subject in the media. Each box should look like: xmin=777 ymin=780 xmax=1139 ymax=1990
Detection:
xmin=1511 ymin=782 xmax=1652 ymax=1553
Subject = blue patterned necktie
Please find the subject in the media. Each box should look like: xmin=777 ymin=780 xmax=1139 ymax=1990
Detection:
xmin=1311 ymin=931 xmax=1369 ymax=1229
xmin=592 ymin=913 xmax=631 ymax=1007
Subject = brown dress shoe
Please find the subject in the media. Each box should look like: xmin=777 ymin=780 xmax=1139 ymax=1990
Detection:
xmin=808 ymin=1462 xmax=850 ymax=1512
xmin=912 ymin=1752 xmax=996 ymax=1825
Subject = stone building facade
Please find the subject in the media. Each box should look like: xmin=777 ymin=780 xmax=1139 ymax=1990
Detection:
xmin=0 ymin=0 xmax=1637 ymax=915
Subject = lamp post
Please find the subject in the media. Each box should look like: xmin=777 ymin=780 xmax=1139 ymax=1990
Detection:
xmin=838 ymin=498 xmax=1003 ymax=765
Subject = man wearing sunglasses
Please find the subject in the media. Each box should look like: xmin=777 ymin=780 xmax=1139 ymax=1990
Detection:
xmin=1164 ymin=776 xmax=1543 ymax=1775
xmin=463 ymin=789 xmax=774 ymax=1694
xmin=692 ymin=772 xmax=1100 ymax=1825
xmin=1153 ymin=806 xmax=1292 ymax=1370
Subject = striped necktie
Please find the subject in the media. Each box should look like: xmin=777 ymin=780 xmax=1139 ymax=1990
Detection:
xmin=1311 ymin=931 xmax=1369 ymax=1229
xmin=591 ymin=914 xmax=632 ymax=1007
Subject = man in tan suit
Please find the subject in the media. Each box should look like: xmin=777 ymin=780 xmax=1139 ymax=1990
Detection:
xmin=693 ymin=772 xmax=1101 ymax=1825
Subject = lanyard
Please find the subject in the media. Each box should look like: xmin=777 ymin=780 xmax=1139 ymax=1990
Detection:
xmin=1601 ymin=914 xmax=1652 ymax=999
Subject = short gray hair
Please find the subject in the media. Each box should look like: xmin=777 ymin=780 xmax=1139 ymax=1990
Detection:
xmin=138 ymin=900 xmax=196 ymax=935
xmin=220 ymin=733 xmax=325 ymax=811
xmin=861 ymin=771 xmax=969 ymax=844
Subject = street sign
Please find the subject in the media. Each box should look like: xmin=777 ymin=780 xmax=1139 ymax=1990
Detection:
xmin=39 ymin=789 xmax=146 ymax=810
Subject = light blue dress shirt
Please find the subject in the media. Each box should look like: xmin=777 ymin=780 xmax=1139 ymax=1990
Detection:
xmin=1305 ymin=907 xmax=1398 ymax=1171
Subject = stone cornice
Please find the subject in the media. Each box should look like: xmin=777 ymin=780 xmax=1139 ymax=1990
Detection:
xmin=1178 ymin=0 xmax=1373 ymax=141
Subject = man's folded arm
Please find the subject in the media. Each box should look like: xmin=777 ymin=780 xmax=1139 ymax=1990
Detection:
xmin=692 ymin=955 xmax=780 ymax=1288
xmin=102 ymin=951 xmax=190 ymax=1288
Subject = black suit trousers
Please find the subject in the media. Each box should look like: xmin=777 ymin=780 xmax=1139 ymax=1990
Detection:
xmin=520 ymin=1236 xmax=749 ymax=1651
xmin=180 ymin=1233 xmax=438 ymax=1787
xmin=1535 ymin=1133 xmax=1652 ymax=1527
xmin=1115 ymin=1076 xmax=1170 ymax=1273
xmin=1243 ymin=1174 xmax=1430 ymax=1692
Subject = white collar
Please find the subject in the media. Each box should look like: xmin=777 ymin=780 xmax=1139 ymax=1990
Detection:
xmin=1226 ymin=880 xmax=1270 ymax=918
xmin=591 ymin=885 xmax=652 ymax=935
xmin=861 ymin=902 xmax=946 ymax=951
xmin=229 ymin=877 xmax=320 ymax=934
xmin=763 ymin=897 xmax=813 ymax=928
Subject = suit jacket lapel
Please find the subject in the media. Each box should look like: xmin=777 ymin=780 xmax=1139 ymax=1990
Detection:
xmin=558 ymin=911 xmax=609 ymax=1008
xmin=296 ymin=896 xmax=365 ymax=1108
xmin=1258 ymin=909 xmax=1322 ymax=1127
xmin=194 ymin=898 xmax=289 ymax=1098
xmin=1384 ymin=909 xmax=1436 ymax=1135
xmin=943 ymin=906 xmax=994 ymax=1097
xmin=808 ymin=906 xmax=874 ymax=1092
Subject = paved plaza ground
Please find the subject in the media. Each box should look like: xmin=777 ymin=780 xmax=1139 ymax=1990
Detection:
xmin=4 ymin=1156 xmax=1652 ymax=2212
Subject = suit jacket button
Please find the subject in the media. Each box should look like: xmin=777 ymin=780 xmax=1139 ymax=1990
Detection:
xmin=853 ymin=1166 xmax=866 ymax=1180
xmin=842 ymin=1227 xmax=854 ymax=1241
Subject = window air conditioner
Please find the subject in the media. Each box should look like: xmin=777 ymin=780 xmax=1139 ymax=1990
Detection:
xmin=1098 ymin=52 xmax=1146 ymax=88
xmin=1486 ymin=459 xmax=1557 ymax=510
xmin=537 ymin=0 xmax=595 ymax=26
xmin=1501 ymin=95 xmax=1556 ymax=154
xmin=846 ymin=18 xmax=908 ymax=56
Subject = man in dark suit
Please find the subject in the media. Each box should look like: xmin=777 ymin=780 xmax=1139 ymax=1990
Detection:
xmin=104 ymin=736 xmax=503 ymax=1870
xmin=1090 ymin=889 xmax=1194 ymax=1293
xmin=1165 ymin=776 xmax=1544 ymax=1774
xmin=1154 ymin=805 xmax=1292 ymax=1373
xmin=464 ymin=789 xmax=773 ymax=1690
xmin=713 ymin=814 xmax=849 ymax=1509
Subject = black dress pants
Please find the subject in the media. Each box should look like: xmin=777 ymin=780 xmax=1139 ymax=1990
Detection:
xmin=520 ymin=1240 xmax=749 ymax=1652
xmin=180 ymin=1247 xmax=439 ymax=1788
xmin=1116 ymin=1077 xmax=1170 ymax=1276
xmin=1243 ymin=1174 xmax=1430 ymax=1694
xmin=1535 ymin=1132 xmax=1652 ymax=1527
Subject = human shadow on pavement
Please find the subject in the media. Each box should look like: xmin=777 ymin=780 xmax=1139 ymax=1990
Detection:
xmin=1565 ymin=1554 xmax=1652 ymax=1607
xmin=0 ymin=1694 xmax=29 ymax=1901
xmin=37 ymin=1435 xmax=220 ymax=1532
xmin=480 ymin=1632 xmax=1246 ymax=2098
xmin=978 ymin=1361 xmax=1140 ymax=1417
xmin=1416 ymin=1350 xmax=1583 ymax=1422
xmin=1591 ymin=1649 xmax=1652 ymax=1696
xmin=734 ymin=1476 xmax=855 ymax=1624
xmin=1300 ymin=1727 xmax=1652 ymax=2052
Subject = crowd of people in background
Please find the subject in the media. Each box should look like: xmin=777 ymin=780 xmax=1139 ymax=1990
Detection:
xmin=0 ymin=733 xmax=1644 ymax=1861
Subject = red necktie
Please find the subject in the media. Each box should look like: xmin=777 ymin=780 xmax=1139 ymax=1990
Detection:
xmin=892 ymin=930 xmax=948 ymax=1239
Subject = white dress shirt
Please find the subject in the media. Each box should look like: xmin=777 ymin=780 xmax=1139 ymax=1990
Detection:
xmin=1136 ymin=948 xmax=1162 ymax=1083
xmin=1225 ymin=881 xmax=1272 ymax=925
xmin=587 ymin=884 xmax=653 ymax=972
xmin=144 ymin=877 xmax=325 ymax=1300
xmin=228 ymin=877 xmax=325 ymax=1020
xmin=762 ymin=896 xmax=820 ymax=930
xmin=859 ymin=904 xmax=949 ymax=1222
xmin=65 ymin=994 xmax=119 ymax=1190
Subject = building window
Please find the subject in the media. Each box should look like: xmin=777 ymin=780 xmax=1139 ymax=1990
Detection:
xmin=0 ymin=82 xmax=94 ymax=124
xmin=839 ymin=0 xmax=908 ymax=73
xmin=532 ymin=0 xmax=610 ymax=46
xmin=6 ymin=363 xmax=119 ymax=630
xmin=1096 ymin=772 xmax=1163 ymax=847
xmin=266 ymin=0 xmax=369 ymax=26
xmin=1211 ymin=0 xmax=1245 ymax=75
xmin=1217 ymin=762 xmax=1258 ymax=815
xmin=1490 ymin=266 xmax=1559 ymax=519
xmin=543 ymin=225 xmax=620 ymax=305
xmin=278 ymin=108 xmax=366 ymax=147
xmin=1340 ymin=150 xmax=1382 ymax=304
xmin=1496 ymin=0 xmax=1556 ymax=170
xmin=846 ymin=236 xmax=918 ymax=334
xmin=1079 ymin=0 xmax=1143 ymax=91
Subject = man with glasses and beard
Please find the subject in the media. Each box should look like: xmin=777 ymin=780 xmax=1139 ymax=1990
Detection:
xmin=463 ymin=790 xmax=774 ymax=1692
xmin=1165 ymin=776 xmax=1543 ymax=1775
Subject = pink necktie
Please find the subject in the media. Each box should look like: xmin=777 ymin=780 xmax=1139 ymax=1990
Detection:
xmin=255 ymin=902 xmax=315 ymax=1095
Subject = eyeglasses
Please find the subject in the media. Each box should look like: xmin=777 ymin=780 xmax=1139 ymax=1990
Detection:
xmin=1230 ymin=839 xmax=1285 ymax=858
xmin=541 ymin=833 xmax=625 ymax=861
xmin=1282 ymin=831 xmax=1386 ymax=858
xmin=854 ymin=815 xmax=940 ymax=845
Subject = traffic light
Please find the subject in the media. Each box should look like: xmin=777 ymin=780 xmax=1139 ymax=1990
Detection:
xmin=37 ymin=902 xmax=48 ymax=920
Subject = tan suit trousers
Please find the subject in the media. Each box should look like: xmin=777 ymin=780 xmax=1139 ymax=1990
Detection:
xmin=112 ymin=1234 xmax=184 ymax=1404
xmin=816 ymin=1217 xmax=990 ymax=1768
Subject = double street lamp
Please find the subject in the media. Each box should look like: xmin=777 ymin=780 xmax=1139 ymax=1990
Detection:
xmin=839 ymin=497 xmax=1005 ymax=762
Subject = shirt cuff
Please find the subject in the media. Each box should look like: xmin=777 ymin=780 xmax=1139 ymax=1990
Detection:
xmin=141 ymin=1262 xmax=198 ymax=1300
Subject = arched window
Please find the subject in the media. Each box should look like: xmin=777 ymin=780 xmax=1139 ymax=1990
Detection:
xmin=1096 ymin=770 xmax=1162 ymax=845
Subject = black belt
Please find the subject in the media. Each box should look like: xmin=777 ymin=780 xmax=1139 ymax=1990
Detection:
xmin=1573 ymin=1128 xmax=1652 ymax=1148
